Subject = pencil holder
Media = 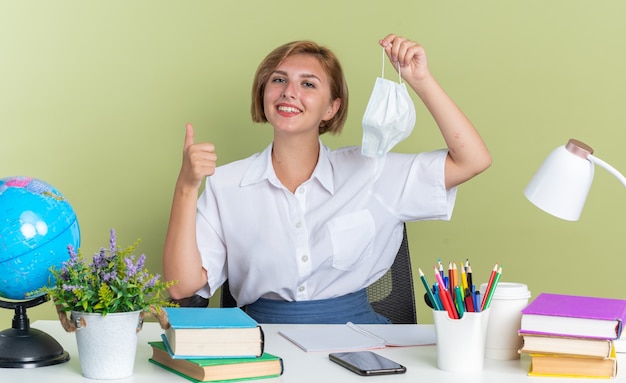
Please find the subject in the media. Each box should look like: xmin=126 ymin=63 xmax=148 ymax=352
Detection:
xmin=432 ymin=309 xmax=490 ymax=373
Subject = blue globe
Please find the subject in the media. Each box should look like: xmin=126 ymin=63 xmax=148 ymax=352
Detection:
xmin=0 ymin=177 xmax=80 ymax=300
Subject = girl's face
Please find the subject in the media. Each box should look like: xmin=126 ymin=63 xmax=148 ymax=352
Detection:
xmin=263 ymin=54 xmax=340 ymax=136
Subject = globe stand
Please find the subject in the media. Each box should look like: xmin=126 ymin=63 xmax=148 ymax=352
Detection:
xmin=0 ymin=295 xmax=69 ymax=368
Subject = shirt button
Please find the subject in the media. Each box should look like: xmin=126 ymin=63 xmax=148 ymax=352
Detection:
xmin=295 ymin=222 xmax=302 ymax=229
xmin=298 ymin=286 xmax=305 ymax=292
xmin=298 ymin=187 xmax=305 ymax=194
xmin=301 ymin=255 xmax=309 ymax=262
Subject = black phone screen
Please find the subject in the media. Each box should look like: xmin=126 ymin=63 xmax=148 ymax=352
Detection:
xmin=329 ymin=351 xmax=407 ymax=376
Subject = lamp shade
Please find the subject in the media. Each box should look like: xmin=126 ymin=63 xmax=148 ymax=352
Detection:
xmin=523 ymin=139 xmax=594 ymax=221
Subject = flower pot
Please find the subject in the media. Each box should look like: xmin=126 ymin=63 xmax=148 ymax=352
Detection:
xmin=71 ymin=310 xmax=143 ymax=379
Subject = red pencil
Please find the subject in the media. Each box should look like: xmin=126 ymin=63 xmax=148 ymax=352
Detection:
xmin=481 ymin=263 xmax=499 ymax=310
xmin=438 ymin=285 xmax=459 ymax=319
xmin=464 ymin=288 xmax=475 ymax=312
xmin=434 ymin=266 xmax=459 ymax=319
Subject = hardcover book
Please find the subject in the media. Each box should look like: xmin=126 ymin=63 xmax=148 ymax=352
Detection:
xmin=520 ymin=293 xmax=626 ymax=339
xmin=519 ymin=331 xmax=614 ymax=358
xmin=148 ymin=341 xmax=283 ymax=382
xmin=163 ymin=307 xmax=264 ymax=358
xmin=528 ymin=349 xmax=617 ymax=379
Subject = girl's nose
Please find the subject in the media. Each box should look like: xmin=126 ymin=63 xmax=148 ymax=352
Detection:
xmin=281 ymin=82 xmax=296 ymax=99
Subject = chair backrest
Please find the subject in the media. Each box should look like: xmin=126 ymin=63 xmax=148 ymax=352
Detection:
xmin=220 ymin=223 xmax=417 ymax=324
xmin=365 ymin=223 xmax=417 ymax=324
xmin=220 ymin=278 xmax=237 ymax=308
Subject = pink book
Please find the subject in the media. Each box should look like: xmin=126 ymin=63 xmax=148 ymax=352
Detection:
xmin=520 ymin=293 xmax=626 ymax=339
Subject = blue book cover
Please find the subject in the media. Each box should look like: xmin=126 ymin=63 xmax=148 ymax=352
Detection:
xmin=164 ymin=307 xmax=259 ymax=329
xmin=163 ymin=308 xmax=264 ymax=358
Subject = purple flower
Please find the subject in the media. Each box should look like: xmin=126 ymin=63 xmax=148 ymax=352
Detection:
xmin=145 ymin=274 xmax=160 ymax=288
xmin=42 ymin=228 xmax=174 ymax=314
xmin=124 ymin=257 xmax=138 ymax=277
xmin=62 ymin=284 xmax=80 ymax=292
xmin=66 ymin=245 xmax=79 ymax=267
xmin=92 ymin=250 xmax=108 ymax=268
xmin=102 ymin=271 xmax=117 ymax=282
xmin=67 ymin=245 xmax=78 ymax=259
xmin=136 ymin=254 xmax=145 ymax=270
xmin=109 ymin=228 xmax=117 ymax=256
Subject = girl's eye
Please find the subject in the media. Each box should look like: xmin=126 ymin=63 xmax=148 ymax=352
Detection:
xmin=271 ymin=77 xmax=286 ymax=83
xmin=303 ymin=81 xmax=316 ymax=88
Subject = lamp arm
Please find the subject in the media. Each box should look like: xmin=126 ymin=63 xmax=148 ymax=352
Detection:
xmin=588 ymin=154 xmax=626 ymax=188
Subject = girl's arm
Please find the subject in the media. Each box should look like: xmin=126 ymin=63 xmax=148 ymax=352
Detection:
xmin=380 ymin=34 xmax=491 ymax=189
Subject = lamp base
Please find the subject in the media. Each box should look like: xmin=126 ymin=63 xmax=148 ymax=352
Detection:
xmin=0 ymin=295 xmax=70 ymax=368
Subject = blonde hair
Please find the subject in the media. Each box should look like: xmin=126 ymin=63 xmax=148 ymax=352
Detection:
xmin=250 ymin=40 xmax=349 ymax=135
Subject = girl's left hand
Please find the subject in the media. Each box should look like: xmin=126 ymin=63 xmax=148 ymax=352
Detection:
xmin=379 ymin=34 xmax=430 ymax=83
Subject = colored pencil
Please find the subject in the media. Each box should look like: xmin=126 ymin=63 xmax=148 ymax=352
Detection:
xmin=464 ymin=288 xmax=475 ymax=312
xmin=481 ymin=263 xmax=499 ymax=310
xmin=482 ymin=266 xmax=502 ymax=310
xmin=433 ymin=266 xmax=446 ymax=289
xmin=437 ymin=258 xmax=445 ymax=281
xmin=434 ymin=266 xmax=458 ymax=319
xmin=438 ymin=285 xmax=459 ymax=319
xmin=466 ymin=265 xmax=473 ymax=295
xmin=474 ymin=290 xmax=481 ymax=313
xmin=419 ymin=268 xmax=442 ymax=310
xmin=454 ymin=285 xmax=465 ymax=318
xmin=460 ymin=264 xmax=468 ymax=292
xmin=432 ymin=283 xmax=444 ymax=311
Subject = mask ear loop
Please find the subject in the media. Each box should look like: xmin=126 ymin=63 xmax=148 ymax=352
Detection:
xmin=381 ymin=47 xmax=385 ymax=79
xmin=381 ymin=47 xmax=404 ymax=84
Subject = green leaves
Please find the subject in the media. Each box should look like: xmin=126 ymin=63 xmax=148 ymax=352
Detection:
xmin=31 ymin=229 xmax=177 ymax=315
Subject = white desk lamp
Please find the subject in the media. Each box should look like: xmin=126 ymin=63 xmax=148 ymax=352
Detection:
xmin=524 ymin=138 xmax=626 ymax=221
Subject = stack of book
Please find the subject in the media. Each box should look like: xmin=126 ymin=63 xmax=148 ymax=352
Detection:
xmin=149 ymin=307 xmax=283 ymax=382
xmin=519 ymin=293 xmax=626 ymax=379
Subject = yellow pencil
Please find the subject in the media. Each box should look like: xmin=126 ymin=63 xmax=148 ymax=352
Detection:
xmin=460 ymin=263 xmax=468 ymax=292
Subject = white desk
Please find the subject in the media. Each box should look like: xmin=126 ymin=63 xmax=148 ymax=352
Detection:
xmin=1 ymin=320 xmax=623 ymax=382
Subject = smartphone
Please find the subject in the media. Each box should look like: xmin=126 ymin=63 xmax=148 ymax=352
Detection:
xmin=328 ymin=351 xmax=407 ymax=376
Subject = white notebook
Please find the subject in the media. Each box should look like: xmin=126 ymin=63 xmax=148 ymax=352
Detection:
xmin=279 ymin=323 xmax=436 ymax=352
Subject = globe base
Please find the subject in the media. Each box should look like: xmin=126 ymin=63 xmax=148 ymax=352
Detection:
xmin=0 ymin=328 xmax=70 ymax=368
xmin=0 ymin=295 xmax=69 ymax=368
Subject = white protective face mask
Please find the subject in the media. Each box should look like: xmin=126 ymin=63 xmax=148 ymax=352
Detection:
xmin=361 ymin=48 xmax=416 ymax=158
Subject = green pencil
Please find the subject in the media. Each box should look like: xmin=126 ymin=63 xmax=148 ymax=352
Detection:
xmin=454 ymin=285 xmax=465 ymax=318
xmin=419 ymin=268 xmax=442 ymax=310
xmin=482 ymin=266 xmax=502 ymax=310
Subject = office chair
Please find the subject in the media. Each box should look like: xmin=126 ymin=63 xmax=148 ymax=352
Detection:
xmin=170 ymin=224 xmax=417 ymax=324
xmin=365 ymin=223 xmax=417 ymax=324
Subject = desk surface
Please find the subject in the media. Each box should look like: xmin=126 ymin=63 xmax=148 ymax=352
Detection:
xmin=1 ymin=320 xmax=622 ymax=382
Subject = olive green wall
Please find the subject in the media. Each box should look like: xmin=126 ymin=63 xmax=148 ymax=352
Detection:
xmin=2 ymin=1 xmax=626 ymax=326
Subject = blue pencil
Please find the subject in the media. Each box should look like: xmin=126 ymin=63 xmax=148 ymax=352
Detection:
xmin=473 ymin=289 xmax=481 ymax=313
xmin=433 ymin=283 xmax=444 ymax=311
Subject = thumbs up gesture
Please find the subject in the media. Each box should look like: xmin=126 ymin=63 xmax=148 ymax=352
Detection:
xmin=180 ymin=123 xmax=217 ymax=189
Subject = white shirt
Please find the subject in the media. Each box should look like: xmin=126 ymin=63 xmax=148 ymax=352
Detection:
xmin=195 ymin=142 xmax=457 ymax=306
